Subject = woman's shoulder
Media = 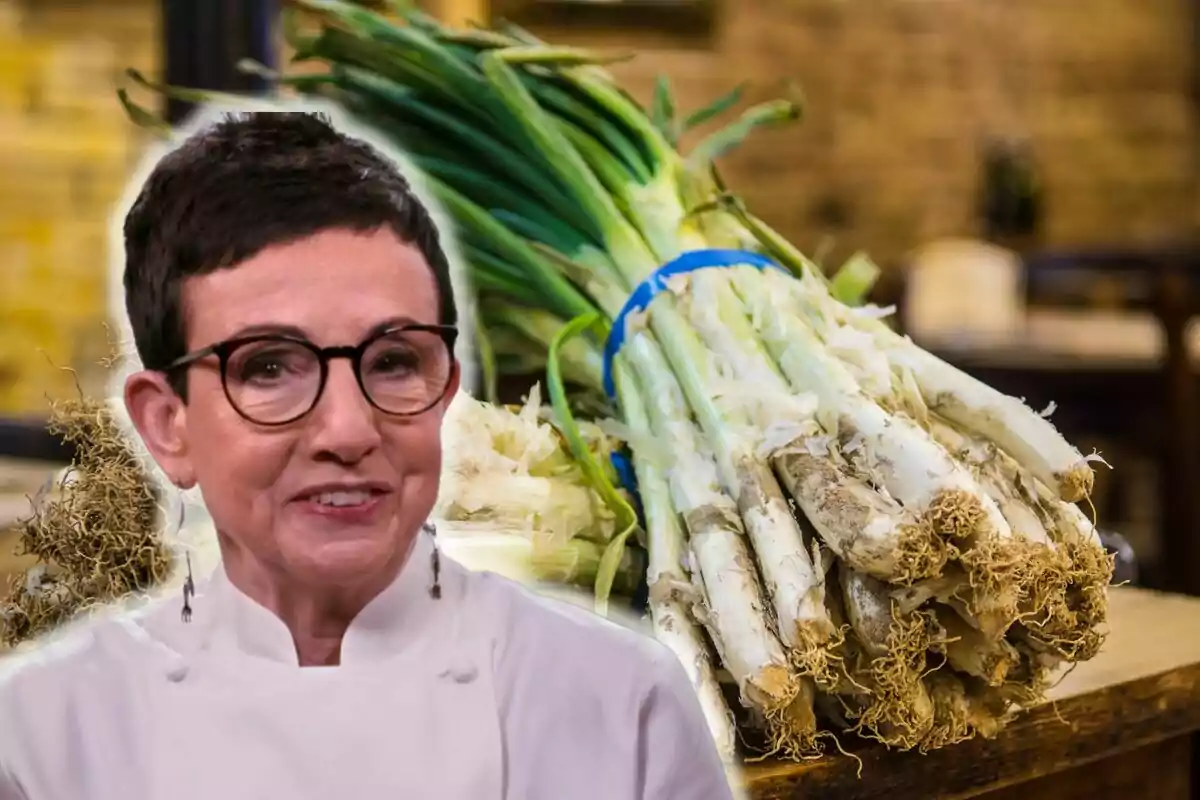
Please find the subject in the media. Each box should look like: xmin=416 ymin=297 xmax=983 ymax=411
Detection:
xmin=0 ymin=616 xmax=111 ymax=772
xmin=0 ymin=619 xmax=105 ymax=694
xmin=467 ymin=569 xmax=674 ymax=688
xmin=0 ymin=593 xmax=171 ymax=708
xmin=467 ymin=571 xmax=715 ymax=764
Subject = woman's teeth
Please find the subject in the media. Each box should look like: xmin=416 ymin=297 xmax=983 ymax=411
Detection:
xmin=313 ymin=491 xmax=373 ymax=507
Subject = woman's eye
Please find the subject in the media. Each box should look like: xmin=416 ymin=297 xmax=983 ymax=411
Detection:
xmin=237 ymin=349 xmax=308 ymax=382
xmin=370 ymin=349 xmax=419 ymax=375
xmin=243 ymin=358 xmax=283 ymax=379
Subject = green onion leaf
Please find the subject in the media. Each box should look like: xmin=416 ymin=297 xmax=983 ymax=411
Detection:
xmin=115 ymin=89 xmax=172 ymax=138
xmin=682 ymin=82 xmax=747 ymax=131
xmin=651 ymin=74 xmax=678 ymax=146
xmin=474 ymin=311 xmax=500 ymax=404
xmin=829 ymin=252 xmax=882 ymax=306
xmin=686 ymin=99 xmax=802 ymax=170
xmin=546 ymin=312 xmax=638 ymax=615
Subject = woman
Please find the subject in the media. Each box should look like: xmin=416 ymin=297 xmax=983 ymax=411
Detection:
xmin=0 ymin=110 xmax=735 ymax=799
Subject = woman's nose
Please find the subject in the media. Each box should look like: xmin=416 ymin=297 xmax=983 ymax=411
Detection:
xmin=307 ymin=361 xmax=382 ymax=463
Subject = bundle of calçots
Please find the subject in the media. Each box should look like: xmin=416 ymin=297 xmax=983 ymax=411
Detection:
xmin=120 ymin=0 xmax=1114 ymax=762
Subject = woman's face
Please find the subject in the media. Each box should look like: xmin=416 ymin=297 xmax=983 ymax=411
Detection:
xmin=127 ymin=227 xmax=459 ymax=591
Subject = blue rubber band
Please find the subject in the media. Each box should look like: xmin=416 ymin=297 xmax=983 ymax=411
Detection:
xmin=609 ymin=450 xmax=643 ymax=521
xmin=601 ymin=248 xmax=786 ymax=398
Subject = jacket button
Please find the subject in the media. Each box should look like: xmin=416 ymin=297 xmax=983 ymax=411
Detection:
xmin=440 ymin=663 xmax=477 ymax=684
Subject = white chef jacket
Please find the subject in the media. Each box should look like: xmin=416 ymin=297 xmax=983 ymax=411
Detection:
xmin=0 ymin=530 xmax=737 ymax=799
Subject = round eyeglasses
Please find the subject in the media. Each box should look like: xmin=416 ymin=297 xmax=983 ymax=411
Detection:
xmin=164 ymin=324 xmax=458 ymax=425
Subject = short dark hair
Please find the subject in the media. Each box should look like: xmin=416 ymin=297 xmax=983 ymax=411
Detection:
xmin=122 ymin=110 xmax=457 ymax=393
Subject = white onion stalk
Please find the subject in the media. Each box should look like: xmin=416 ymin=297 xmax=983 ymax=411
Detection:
xmin=923 ymin=671 xmax=1008 ymax=750
xmin=666 ymin=270 xmax=837 ymax=674
xmin=685 ymin=269 xmax=947 ymax=584
xmin=789 ymin=269 xmax=1096 ymax=503
xmin=593 ymin=264 xmax=837 ymax=694
xmin=1042 ymin=491 xmax=1104 ymax=549
xmin=925 ymin=417 xmax=1069 ymax=625
xmin=621 ymin=334 xmax=818 ymax=754
xmin=560 ymin=234 xmax=834 ymax=703
xmin=932 ymin=606 xmax=1021 ymax=687
xmin=613 ymin=363 xmax=738 ymax=760
xmin=838 ymin=566 xmax=938 ymax=749
xmin=926 ymin=419 xmax=1053 ymax=545
xmin=735 ymin=267 xmax=1012 ymax=546
xmin=1024 ymin=484 xmax=1112 ymax=661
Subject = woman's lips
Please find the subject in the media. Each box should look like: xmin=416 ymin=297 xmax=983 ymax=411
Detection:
xmin=294 ymin=490 xmax=389 ymax=524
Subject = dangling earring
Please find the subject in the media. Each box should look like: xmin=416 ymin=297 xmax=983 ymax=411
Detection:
xmin=425 ymin=522 xmax=442 ymax=600
xmin=181 ymin=553 xmax=196 ymax=623
xmin=170 ymin=489 xmax=196 ymax=623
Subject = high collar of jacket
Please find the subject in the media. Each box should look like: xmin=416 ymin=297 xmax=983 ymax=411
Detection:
xmin=131 ymin=527 xmax=467 ymax=674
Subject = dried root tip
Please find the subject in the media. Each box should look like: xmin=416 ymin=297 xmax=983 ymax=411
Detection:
xmin=1016 ymin=541 xmax=1072 ymax=619
xmin=1063 ymin=539 xmax=1114 ymax=628
xmin=962 ymin=677 xmax=1013 ymax=737
xmin=954 ymin=535 xmax=1064 ymax=637
xmin=922 ymin=671 xmax=1017 ymax=753
xmin=849 ymin=677 xmax=936 ymax=751
xmin=1011 ymin=609 xmax=1107 ymax=663
xmin=873 ymin=610 xmax=942 ymax=702
xmin=1 ymin=397 xmax=169 ymax=648
xmin=919 ymin=673 xmax=975 ymax=752
xmin=993 ymin=678 xmax=1048 ymax=711
xmin=958 ymin=546 xmax=1021 ymax=613
xmin=891 ymin=521 xmax=951 ymax=585
xmin=998 ymin=644 xmax=1061 ymax=707
xmin=788 ymin=620 xmax=843 ymax=690
xmin=758 ymin=673 xmax=824 ymax=759
xmin=1011 ymin=612 xmax=1085 ymax=662
xmin=1057 ymin=462 xmax=1095 ymax=504
xmin=1013 ymin=538 xmax=1112 ymax=662
xmin=842 ymin=606 xmax=943 ymax=749
xmin=934 ymin=608 xmax=1022 ymax=686
xmin=744 ymin=662 xmax=802 ymax=712
xmin=923 ymin=488 xmax=986 ymax=540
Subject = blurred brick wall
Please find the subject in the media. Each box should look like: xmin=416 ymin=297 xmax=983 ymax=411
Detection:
xmin=0 ymin=0 xmax=158 ymax=415
xmin=600 ymin=0 xmax=1198 ymax=267
xmin=0 ymin=0 xmax=1194 ymax=413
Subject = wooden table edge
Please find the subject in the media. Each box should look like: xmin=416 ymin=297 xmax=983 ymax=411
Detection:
xmin=742 ymin=658 xmax=1200 ymax=799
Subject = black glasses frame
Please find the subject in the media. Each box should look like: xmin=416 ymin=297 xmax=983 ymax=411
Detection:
xmin=164 ymin=324 xmax=459 ymax=426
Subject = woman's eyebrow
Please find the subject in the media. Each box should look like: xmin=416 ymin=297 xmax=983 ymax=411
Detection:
xmin=364 ymin=316 xmax=422 ymax=338
xmin=227 ymin=316 xmax=424 ymax=342
xmin=228 ymin=322 xmax=310 ymax=339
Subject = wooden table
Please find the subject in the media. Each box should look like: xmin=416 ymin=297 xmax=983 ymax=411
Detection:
xmin=744 ymin=587 xmax=1200 ymax=799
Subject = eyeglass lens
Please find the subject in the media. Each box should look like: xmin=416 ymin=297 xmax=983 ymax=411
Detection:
xmin=222 ymin=330 xmax=452 ymax=423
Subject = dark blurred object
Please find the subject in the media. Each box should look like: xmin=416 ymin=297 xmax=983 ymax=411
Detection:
xmin=161 ymin=0 xmax=278 ymax=125
xmin=1024 ymin=248 xmax=1199 ymax=598
xmin=1099 ymin=529 xmax=1139 ymax=586
xmin=0 ymin=418 xmax=74 ymax=463
xmin=978 ymin=137 xmax=1043 ymax=246
xmin=489 ymin=0 xmax=718 ymax=49
xmin=1022 ymin=250 xmax=1181 ymax=310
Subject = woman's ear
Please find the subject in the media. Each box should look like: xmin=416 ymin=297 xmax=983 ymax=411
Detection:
xmin=124 ymin=370 xmax=196 ymax=489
